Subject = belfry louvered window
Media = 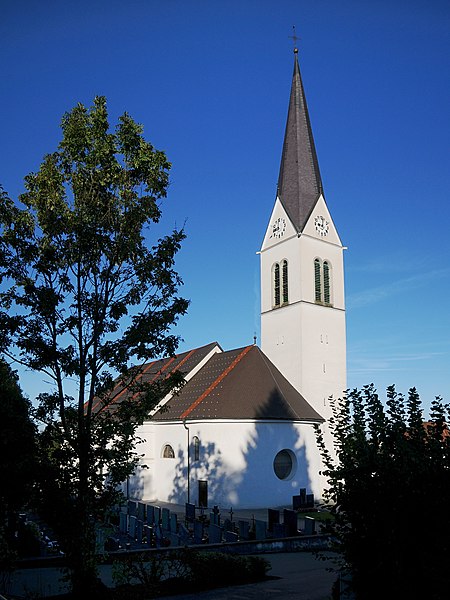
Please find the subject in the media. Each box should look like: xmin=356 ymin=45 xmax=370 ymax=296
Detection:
xmin=314 ymin=258 xmax=332 ymax=305
xmin=272 ymin=260 xmax=289 ymax=308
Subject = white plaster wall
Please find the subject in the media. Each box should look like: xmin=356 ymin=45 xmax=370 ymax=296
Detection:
xmin=131 ymin=420 xmax=324 ymax=509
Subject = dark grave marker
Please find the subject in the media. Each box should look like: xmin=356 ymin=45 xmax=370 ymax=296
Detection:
xmin=179 ymin=523 xmax=191 ymax=544
xmin=238 ymin=520 xmax=250 ymax=540
xmin=255 ymin=520 xmax=267 ymax=540
xmin=127 ymin=500 xmax=137 ymax=517
xmin=223 ymin=518 xmax=233 ymax=532
xmin=170 ymin=513 xmax=178 ymax=533
xmin=135 ymin=519 xmax=143 ymax=544
xmin=299 ymin=488 xmax=306 ymax=503
xmin=143 ymin=525 xmax=153 ymax=546
xmin=154 ymin=506 xmax=161 ymax=525
xmin=161 ymin=508 xmax=170 ymax=531
xmin=305 ymin=493 xmax=315 ymax=508
xmin=129 ymin=515 xmax=137 ymax=539
xmin=193 ymin=520 xmax=203 ymax=544
xmin=210 ymin=512 xmax=219 ymax=526
xmin=185 ymin=502 xmax=196 ymax=522
xmin=208 ymin=523 xmax=222 ymax=544
xmin=304 ymin=516 xmax=316 ymax=535
xmin=137 ymin=502 xmax=146 ymax=521
xmin=147 ymin=505 xmax=155 ymax=525
xmin=273 ymin=522 xmax=287 ymax=538
xmin=224 ymin=530 xmax=238 ymax=543
xmin=268 ymin=508 xmax=280 ymax=531
xmin=119 ymin=512 xmax=128 ymax=534
xmin=283 ymin=509 xmax=298 ymax=536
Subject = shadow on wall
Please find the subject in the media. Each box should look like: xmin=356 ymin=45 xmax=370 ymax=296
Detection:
xmin=168 ymin=389 xmax=314 ymax=508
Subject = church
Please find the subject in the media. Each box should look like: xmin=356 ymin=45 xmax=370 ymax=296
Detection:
xmin=123 ymin=48 xmax=347 ymax=509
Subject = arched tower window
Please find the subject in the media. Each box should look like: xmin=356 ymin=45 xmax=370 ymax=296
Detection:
xmin=314 ymin=258 xmax=332 ymax=306
xmin=192 ymin=436 xmax=200 ymax=461
xmin=272 ymin=260 xmax=289 ymax=308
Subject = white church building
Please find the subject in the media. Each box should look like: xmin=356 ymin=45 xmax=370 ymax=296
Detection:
xmin=121 ymin=48 xmax=347 ymax=509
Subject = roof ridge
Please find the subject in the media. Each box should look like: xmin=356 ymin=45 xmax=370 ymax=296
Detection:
xmin=179 ymin=345 xmax=253 ymax=419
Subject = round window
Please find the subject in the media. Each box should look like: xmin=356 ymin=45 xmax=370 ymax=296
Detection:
xmin=273 ymin=449 xmax=296 ymax=480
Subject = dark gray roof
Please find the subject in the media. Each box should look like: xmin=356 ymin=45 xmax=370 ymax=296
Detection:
xmin=152 ymin=345 xmax=324 ymax=423
xmin=277 ymin=50 xmax=323 ymax=232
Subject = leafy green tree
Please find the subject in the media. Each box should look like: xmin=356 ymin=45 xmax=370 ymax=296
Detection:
xmin=316 ymin=385 xmax=450 ymax=600
xmin=0 ymin=360 xmax=37 ymax=581
xmin=0 ymin=97 xmax=188 ymax=595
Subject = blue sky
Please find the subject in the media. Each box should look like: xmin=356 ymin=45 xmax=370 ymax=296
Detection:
xmin=1 ymin=0 xmax=449 ymax=414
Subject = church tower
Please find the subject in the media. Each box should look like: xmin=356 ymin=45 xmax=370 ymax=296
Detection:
xmin=260 ymin=48 xmax=346 ymax=431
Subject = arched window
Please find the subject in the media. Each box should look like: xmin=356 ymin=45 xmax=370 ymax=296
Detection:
xmin=314 ymin=258 xmax=332 ymax=306
xmin=162 ymin=444 xmax=175 ymax=459
xmin=192 ymin=436 xmax=200 ymax=461
xmin=272 ymin=260 xmax=289 ymax=308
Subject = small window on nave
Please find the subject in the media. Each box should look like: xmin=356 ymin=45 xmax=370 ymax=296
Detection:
xmin=162 ymin=444 xmax=175 ymax=459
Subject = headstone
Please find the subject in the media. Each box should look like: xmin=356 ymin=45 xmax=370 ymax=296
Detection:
xmin=305 ymin=493 xmax=315 ymax=508
xmin=292 ymin=495 xmax=302 ymax=510
xmin=304 ymin=516 xmax=316 ymax=535
xmin=143 ymin=525 xmax=153 ymax=546
xmin=119 ymin=512 xmax=128 ymax=534
xmin=179 ymin=523 xmax=191 ymax=544
xmin=147 ymin=505 xmax=155 ymax=525
xmin=137 ymin=502 xmax=146 ymax=521
xmin=210 ymin=512 xmax=219 ymax=526
xmin=268 ymin=508 xmax=280 ymax=531
xmin=238 ymin=520 xmax=250 ymax=540
xmin=208 ymin=523 xmax=222 ymax=544
xmin=223 ymin=518 xmax=233 ymax=532
xmin=185 ymin=502 xmax=196 ymax=522
xmin=193 ymin=520 xmax=203 ymax=544
xmin=154 ymin=522 xmax=163 ymax=548
xmin=135 ymin=519 xmax=143 ymax=544
xmin=272 ymin=522 xmax=287 ymax=538
xmin=129 ymin=515 xmax=137 ymax=539
xmin=224 ymin=530 xmax=238 ymax=543
xmin=161 ymin=508 xmax=170 ymax=531
xmin=254 ymin=520 xmax=267 ymax=540
xmin=127 ymin=500 xmax=137 ymax=517
xmin=154 ymin=506 xmax=161 ymax=525
xmin=283 ymin=509 xmax=298 ymax=536
xmin=299 ymin=488 xmax=307 ymax=503
xmin=170 ymin=513 xmax=178 ymax=533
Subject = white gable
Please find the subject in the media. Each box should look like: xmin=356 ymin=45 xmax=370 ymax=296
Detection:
xmin=302 ymin=195 xmax=342 ymax=246
xmin=260 ymin=197 xmax=297 ymax=251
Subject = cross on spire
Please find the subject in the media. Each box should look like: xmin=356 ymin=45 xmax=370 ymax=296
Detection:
xmin=289 ymin=25 xmax=299 ymax=53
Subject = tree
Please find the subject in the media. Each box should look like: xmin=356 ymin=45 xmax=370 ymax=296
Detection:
xmin=0 ymin=97 xmax=189 ymax=595
xmin=316 ymin=385 xmax=450 ymax=600
xmin=0 ymin=360 xmax=37 ymax=580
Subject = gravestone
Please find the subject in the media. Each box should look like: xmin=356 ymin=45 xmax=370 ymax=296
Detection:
xmin=238 ymin=520 xmax=250 ymax=540
xmin=154 ymin=523 xmax=163 ymax=548
xmin=127 ymin=500 xmax=137 ymax=517
xmin=304 ymin=516 xmax=316 ymax=535
xmin=143 ymin=525 xmax=153 ymax=546
xmin=185 ymin=502 xmax=196 ymax=523
xmin=154 ymin=506 xmax=161 ymax=525
xmin=268 ymin=508 xmax=280 ymax=531
xmin=161 ymin=508 xmax=170 ymax=531
xmin=208 ymin=523 xmax=222 ymax=544
xmin=210 ymin=512 xmax=219 ymax=526
xmin=299 ymin=488 xmax=306 ymax=503
xmin=147 ymin=505 xmax=155 ymax=525
xmin=283 ymin=509 xmax=298 ymax=536
xmin=179 ymin=523 xmax=191 ymax=545
xmin=129 ymin=515 xmax=137 ymax=539
xmin=254 ymin=520 xmax=267 ymax=540
xmin=223 ymin=518 xmax=233 ymax=532
xmin=224 ymin=530 xmax=239 ymax=543
xmin=305 ymin=493 xmax=315 ymax=508
xmin=272 ymin=522 xmax=287 ymax=538
xmin=119 ymin=512 xmax=128 ymax=534
xmin=170 ymin=513 xmax=178 ymax=534
xmin=193 ymin=520 xmax=203 ymax=544
xmin=137 ymin=502 xmax=146 ymax=521
xmin=135 ymin=519 xmax=143 ymax=544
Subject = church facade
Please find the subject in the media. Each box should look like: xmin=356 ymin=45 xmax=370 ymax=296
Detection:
xmin=124 ymin=49 xmax=346 ymax=509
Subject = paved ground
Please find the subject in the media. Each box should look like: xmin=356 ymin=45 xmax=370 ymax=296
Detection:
xmin=157 ymin=552 xmax=338 ymax=600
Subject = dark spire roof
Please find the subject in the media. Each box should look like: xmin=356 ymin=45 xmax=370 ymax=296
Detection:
xmin=277 ymin=49 xmax=323 ymax=232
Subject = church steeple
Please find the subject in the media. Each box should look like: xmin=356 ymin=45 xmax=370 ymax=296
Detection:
xmin=277 ymin=49 xmax=323 ymax=233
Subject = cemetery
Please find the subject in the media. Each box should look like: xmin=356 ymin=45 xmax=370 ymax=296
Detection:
xmin=105 ymin=488 xmax=331 ymax=556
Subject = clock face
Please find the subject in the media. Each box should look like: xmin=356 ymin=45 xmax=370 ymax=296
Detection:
xmin=314 ymin=215 xmax=329 ymax=237
xmin=271 ymin=217 xmax=287 ymax=239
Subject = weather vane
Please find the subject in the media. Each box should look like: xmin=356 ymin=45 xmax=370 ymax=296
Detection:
xmin=289 ymin=25 xmax=299 ymax=53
